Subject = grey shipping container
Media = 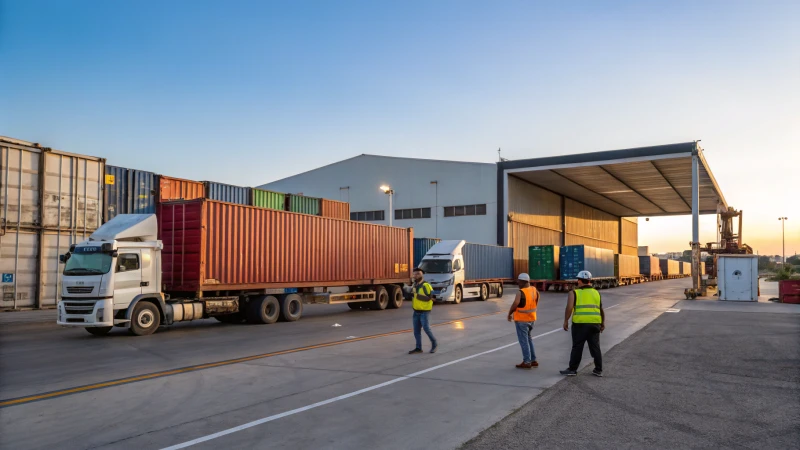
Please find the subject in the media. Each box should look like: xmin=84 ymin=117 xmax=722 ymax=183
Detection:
xmin=104 ymin=165 xmax=156 ymax=222
xmin=463 ymin=242 xmax=514 ymax=282
xmin=414 ymin=238 xmax=440 ymax=269
xmin=660 ymin=259 xmax=680 ymax=276
xmin=639 ymin=256 xmax=661 ymax=276
xmin=204 ymin=181 xmax=251 ymax=206
xmin=559 ymin=245 xmax=615 ymax=279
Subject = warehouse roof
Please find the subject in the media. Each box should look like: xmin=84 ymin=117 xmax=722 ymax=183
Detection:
xmin=499 ymin=142 xmax=727 ymax=217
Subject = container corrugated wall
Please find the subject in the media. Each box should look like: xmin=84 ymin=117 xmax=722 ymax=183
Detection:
xmin=680 ymin=261 xmax=691 ymax=275
xmin=1 ymin=137 xmax=103 ymax=309
xmin=463 ymin=242 xmax=514 ymax=281
xmin=508 ymin=221 xmax=561 ymax=279
xmin=320 ymin=198 xmax=350 ymax=220
xmin=638 ymin=256 xmax=660 ymax=276
xmin=559 ymin=245 xmax=614 ymax=279
xmin=204 ymin=181 xmax=251 ymax=206
xmin=251 ymin=189 xmax=286 ymax=210
xmin=158 ymin=176 xmax=205 ymax=202
xmin=528 ymin=245 xmax=559 ymax=280
xmin=414 ymin=238 xmax=441 ymax=269
xmin=158 ymin=199 xmax=412 ymax=292
xmin=614 ymin=254 xmax=640 ymax=278
xmin=287 ymin=194 xmax=321 ymax=215
xmin=659 ymin=259 xmax=680 ymax=276
xmin=104 ymin=165 xmax=156 ymax=222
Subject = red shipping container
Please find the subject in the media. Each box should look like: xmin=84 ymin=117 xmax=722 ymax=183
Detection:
xmin=320 ymin=198 xmax=351 ymax=220
xmin=779 ymin=280 xmax=800 ymax=303
xmin=158 ymin=176 xmax=205 ymax=202
xmin=157 ymin=199 xmax=412 ymax=293
xmin=781 ymin=294 xmax=800 ymax=304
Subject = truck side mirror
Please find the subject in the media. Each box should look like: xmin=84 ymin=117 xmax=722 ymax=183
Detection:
xmin=118 ymin=265 xmax=127 ymax=273
xmin=59 ymin=254 xmax=69 ymax=264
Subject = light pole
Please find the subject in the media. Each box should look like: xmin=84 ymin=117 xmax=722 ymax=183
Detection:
xmin=779 ymin=217 xmax=788 ymax=265
xmin=380 ymin=185 xmax=394 ymax=226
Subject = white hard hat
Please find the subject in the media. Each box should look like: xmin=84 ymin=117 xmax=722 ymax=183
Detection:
xmin=577 ymin=270 xmax=592 ymax=280
xmin=518 ymin=273 xmax=531 ymax=281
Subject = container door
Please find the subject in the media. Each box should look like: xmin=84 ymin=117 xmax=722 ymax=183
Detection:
xmin=722 ymin=258 xmax=753 ymax=301
xmin=114 ymin=250 xmax=143 ymax=307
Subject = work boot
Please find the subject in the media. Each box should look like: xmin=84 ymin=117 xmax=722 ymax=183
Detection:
xmin=516 ymin=362 xmax=532 ymax=369
xmin=560 ymin=369 xmax=578 ymax=376
xmin=408 ymin=348 xmax=423 ymax=354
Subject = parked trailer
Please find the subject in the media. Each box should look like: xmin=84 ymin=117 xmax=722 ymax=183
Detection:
xmin=659 ymin=259 xmax=681 ymax=279
xmin=56 ymin=200 xmax=412 ymax=336
xmin=615 ymin=254 xmax=643 ymax=285
xmin=419 ymin=240 xmax=513 ymax=303
xmin=639 ymin=255 xmax=663 ymax=281
xmin=559 ymin=245 xmax=616 ymax=288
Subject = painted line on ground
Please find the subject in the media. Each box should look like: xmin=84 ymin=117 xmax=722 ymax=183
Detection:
xmin=162 ymin=327 xmax=564 ymax=450
xmin=0 ymin=310 xmax=504 ymax=408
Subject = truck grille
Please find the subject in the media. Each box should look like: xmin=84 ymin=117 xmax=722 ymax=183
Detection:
xmin=66 ymin=286 xmax=95 ymax=294
xmin=63 ymin=301 xmax=96 ymax=315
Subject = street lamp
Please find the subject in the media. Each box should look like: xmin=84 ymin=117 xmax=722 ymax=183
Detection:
xmin=779 ymin=217 xmax=788 ymax=265
xmin=380 ymin=185 xmax=394 ymax=226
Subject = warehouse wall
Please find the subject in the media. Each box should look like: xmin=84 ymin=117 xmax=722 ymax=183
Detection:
xmin=260 ymin=155 xmax=498 ymax=244
xmin=564 ymin=198 xmax=619 ymax=252
xmin=621 ymin=217 xmax=638 ymax=256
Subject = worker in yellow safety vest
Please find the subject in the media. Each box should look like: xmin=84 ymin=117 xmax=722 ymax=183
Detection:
xmin=508 ymin=273 xmax=540 ymax=369
xmin=408 ymin=267 xmax=438 ymax=354
xmin=560 ymin=270 xmax=605 ymax=377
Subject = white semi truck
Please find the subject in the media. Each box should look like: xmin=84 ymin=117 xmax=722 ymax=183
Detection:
xmin=57 ymin=210 xmax=413 ymax=336
xmin=416 ymin=240 xmax=513 ymax=303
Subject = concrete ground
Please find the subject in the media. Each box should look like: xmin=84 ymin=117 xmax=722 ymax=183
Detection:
xmin=1 ymin=278 xmax=794 ymax=450
xmin=462 ymin=298 xmax=800 ymax=450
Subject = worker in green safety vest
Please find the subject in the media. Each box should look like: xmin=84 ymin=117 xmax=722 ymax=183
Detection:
xmin=560 ymin=270 xmax=605 ymax=377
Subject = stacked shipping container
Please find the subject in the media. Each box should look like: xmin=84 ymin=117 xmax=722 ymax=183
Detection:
xmin=104 ymin=165 xmax=156 ymax=222
xmin=1 ymin=138 xmax=104 ymax=309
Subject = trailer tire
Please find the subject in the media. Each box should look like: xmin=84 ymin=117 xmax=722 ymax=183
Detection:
xmin=479 ymin=283 xmax=489 ymax=301
xmin=85 ymin=327 xmax=112 ymax=336
xmin=496 ymin=284 xmax=504 ymax=298
xmin=387 ymin=285 xmax=403 ymax=309
xmin=280 ymin=294 xmax=303 ymax=322
xmin=372 ymin=286 xmax=389 ymax=310
xmin=129 ymin=301 xmax=160 ymax=336
xmin=247 ymin=295 xmax=280 ymax=324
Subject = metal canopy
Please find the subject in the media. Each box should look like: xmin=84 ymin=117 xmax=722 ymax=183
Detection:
xmin=500 ymin=142 xmax=727 ymax=217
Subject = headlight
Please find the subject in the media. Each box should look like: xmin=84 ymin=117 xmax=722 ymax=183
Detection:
xmin=441 ymin=278 xmax=452 ymax=287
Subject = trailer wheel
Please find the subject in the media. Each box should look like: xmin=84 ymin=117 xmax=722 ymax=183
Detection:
xmin=280 ymin=294 xmax=303 ymax=322
xmin=372 ymin=286 xmax=389 ymax=310
xmin=453 ymin=285 xmax=463 ymax=304
xmin=85 ymin=327 xmax=112 ymax=337
xmin=496 ymin=284 xmax=504 ymax=298
xmin=247 ymin=295 xmax=280 ymax=324
xmin=130 ymin=301 xmax=161 ymax=336
xmin=479 ymin=283 xmax=489 ymax=301
xmin=387 ymin=285 xmax=403 ymax=309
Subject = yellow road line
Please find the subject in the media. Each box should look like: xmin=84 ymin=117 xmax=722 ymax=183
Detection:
xmin=0 ymin=310 xmax=504 ymax=408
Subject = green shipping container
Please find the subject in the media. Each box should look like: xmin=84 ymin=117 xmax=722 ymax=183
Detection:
xmin=287 ymin=194 xmax=321 ymax=215
xmin=528 ymin=245 xmax=560 ymax=281
xmin=252 ymin=189 xmax=286 ymax=210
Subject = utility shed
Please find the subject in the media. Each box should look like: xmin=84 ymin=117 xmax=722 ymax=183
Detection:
xmin=498 ymin=142 xmax=728 ymax=288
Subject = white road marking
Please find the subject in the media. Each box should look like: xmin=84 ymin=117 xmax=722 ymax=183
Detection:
xmin=162 ymin=328 xmax=563 ymax=449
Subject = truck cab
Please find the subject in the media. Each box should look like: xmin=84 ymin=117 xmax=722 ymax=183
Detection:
xmin=58 ymin=214 xmax=164 ymax=336
xmin=418 ymin=240 xmax=466 ymax=303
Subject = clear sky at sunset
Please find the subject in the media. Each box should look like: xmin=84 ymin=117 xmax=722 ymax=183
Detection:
xmin=1 ymin=0 xmax=797 ymax=255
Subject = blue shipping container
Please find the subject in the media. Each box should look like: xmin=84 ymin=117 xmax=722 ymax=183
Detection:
xmin=104 ymin=165 xmax=156 ymax=222
xmin=204 ymin=181 xmax=251 ymax=206
xmin=463 ymin=243 xmax=514 ymax=281
xmin=559 ymin=245 xmax=615 ymax=279
xmin=413 ymin=238 xmax=441 ymax=269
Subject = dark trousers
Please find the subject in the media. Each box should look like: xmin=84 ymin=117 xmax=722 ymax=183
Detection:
xmin=569 ymin=323 xmax=602 ymax=372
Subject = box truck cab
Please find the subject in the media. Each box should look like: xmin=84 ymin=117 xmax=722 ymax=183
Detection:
xmin=417 ymin=240 xmax=512 ymax=303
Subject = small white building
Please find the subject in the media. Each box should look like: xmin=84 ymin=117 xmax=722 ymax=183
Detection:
xmin=258 ymin=155 xmax=498 ymax=244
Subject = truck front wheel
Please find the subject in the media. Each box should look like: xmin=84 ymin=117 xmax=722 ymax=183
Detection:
xmin=85 ymin=327 xmax=112 ymax=337
xmin=479 ymin=283 xmax=489 ymax=301
xmin=280 ymin=294 xmax=303 ymax=322
xmin=453 ymin=285 xmax=463 ymax=304
xmin=130 ymin=301 xmax=161 ymax=336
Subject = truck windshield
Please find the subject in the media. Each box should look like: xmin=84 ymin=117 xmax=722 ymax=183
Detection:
xmin=64 ymin=247 xmax=113 ymax=275
xmin=419 ymin=260 xmax=452 ymax=274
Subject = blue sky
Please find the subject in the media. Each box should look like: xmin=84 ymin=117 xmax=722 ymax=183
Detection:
xmin=1 ymin=0 xmax=797 ymax=254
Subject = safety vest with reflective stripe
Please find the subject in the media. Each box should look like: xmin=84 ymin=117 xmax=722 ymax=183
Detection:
xmin=572 ymin=288 xmax=602 ymax=324
xmin=412 ymin=282 xmax=434 ymax=311
xmin=513 ymin=286 xmax=539 ymax=322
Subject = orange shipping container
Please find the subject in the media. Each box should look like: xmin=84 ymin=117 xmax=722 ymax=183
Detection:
xmin=320 ymin=198 xmax=351 ymax=220
xmin=158 ymin=176 xmax=205 ymax=202
xmin=158 ymin=199 xmax=412 ymax=293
